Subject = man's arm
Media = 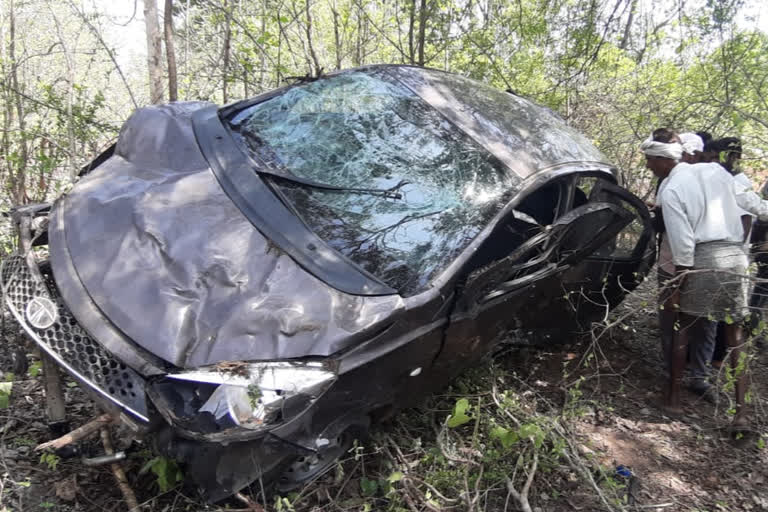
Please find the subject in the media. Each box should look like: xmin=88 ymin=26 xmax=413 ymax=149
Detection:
xmin=659 ymin=188 xmax=696 ymax=267
xmin=733 ymin=177 xmax=768 ymax=221
xmin=659 ymin=187 xmax=696 ymax=311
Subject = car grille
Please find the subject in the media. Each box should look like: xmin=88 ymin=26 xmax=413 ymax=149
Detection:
xmin=1 ymin=254 xmax=148 ymax=421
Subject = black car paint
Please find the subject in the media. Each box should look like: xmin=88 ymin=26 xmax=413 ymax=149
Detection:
xmin=1 ymin=65 xmax=656 ymax=501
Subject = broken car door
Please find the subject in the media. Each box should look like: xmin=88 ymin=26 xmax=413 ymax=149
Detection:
xmin=431 ymin=186 xmax=637 ymax=379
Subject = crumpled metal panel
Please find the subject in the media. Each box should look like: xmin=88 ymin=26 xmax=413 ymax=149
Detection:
xmin=51 ymin=102 xmax=404 ymax=369
xmin=390 ymin=67 xmax=607 ymax=178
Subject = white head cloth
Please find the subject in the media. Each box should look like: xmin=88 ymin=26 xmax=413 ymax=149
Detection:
xmin=679 ymin=132 xmax=704 ymax=155
xmin=639 ymin=135 xmax=683 ymax=161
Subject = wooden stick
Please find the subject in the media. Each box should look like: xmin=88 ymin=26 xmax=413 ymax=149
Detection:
xmin=234 ymin=492 xmax=265 ymax=511
xmin=18 ymin=216 xmax=66 ymax=423
xmin=35 ymin=413 xmax=114 ymax=452
xmin=101 ymin=427 xmax=140 ymax=511
xmin=40 ymin=353 xmax=66 ymax=423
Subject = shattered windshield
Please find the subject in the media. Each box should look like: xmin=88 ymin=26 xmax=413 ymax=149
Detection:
xmin=392 ymin=67 xmax=607 ymax=178
xmin=226 ymin=71 xmax=517 ymax=295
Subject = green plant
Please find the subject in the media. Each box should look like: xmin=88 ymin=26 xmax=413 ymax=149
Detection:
xmin=446 ymin=398 xmax=472 ymax=428
xmin=28 ymin=361 xmax=42 ymax=378
xmin=0 ymin=382 xmax=12 ymax=409
xmin=139 ymin=456 xmax=183 ymax=492
xmin=39 ymin=452 xmax=60 ymax=470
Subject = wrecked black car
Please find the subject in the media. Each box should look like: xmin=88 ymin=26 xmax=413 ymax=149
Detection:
xmin=1 ymin=65 xmax=655 ymax=500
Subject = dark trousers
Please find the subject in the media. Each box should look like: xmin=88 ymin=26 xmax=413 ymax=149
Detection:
xmin=658 ymin=269 xmax=716 ymax=386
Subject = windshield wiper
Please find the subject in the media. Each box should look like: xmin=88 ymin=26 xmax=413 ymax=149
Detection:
xmin=235 ymin=131 xmax=408 ymax=199
xmin=258 ymin=168 xmax=409 ymax=200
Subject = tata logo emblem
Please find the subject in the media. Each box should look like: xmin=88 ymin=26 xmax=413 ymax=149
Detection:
xmin=26 ymin=297 xmax=58 ymax=330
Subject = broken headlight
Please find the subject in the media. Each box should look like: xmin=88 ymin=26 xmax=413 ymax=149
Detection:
xmin=147 ymin=361 xmax=336 ymax=438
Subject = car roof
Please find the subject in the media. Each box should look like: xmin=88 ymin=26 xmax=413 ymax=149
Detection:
xmin=221 ymin=64 xmax=612 ymax=183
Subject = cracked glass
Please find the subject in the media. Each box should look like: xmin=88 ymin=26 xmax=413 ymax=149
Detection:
xmin=227 ymin=71 xmax=517 ymax=295
xmin=392 ymin=67 xmax=607 ymax=178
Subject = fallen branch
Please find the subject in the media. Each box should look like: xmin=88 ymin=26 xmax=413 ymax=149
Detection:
xmin=234 ymin=492 xmax=265 ymax=511
xmin=101 ymin=427 xmax=139 ymax=511
xmin=35 ymin=413 xmax=114 ymax=452
xmin=506 ymin=448 xmax=538 ymax=512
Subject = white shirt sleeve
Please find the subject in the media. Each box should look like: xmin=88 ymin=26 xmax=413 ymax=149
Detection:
xmin=659 ymin=187 xmax=696 ymax=267
xmin=732 ymin=176 xmax=768 ymax=220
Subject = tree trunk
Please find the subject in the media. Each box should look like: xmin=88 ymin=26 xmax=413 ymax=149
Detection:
xmin=331 ymin=1 xmax=342 ymax=70
xmin=47 ymin=6 xmax=77 ymax=182
xmin=222 ymin=0 xmax=231 ymax=103
xmin=417 ymin=0 xmax=427 ymax=66
xmin=164 ymin=0 xmax=178 ymax=101
xmin=144 ymin=0 xmax=165 ymax=104
xmin=304 ymin=0 xmax=321 ymax=76
xmin=408 ymin=0 xmax=416 ymax=64
xmin=619 ymin=0 xmax=637 ymax=50
xmin=7 ymin=0 xmax=28 ymax=204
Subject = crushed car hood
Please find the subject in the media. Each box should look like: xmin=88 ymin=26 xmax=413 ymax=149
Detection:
xmin=49 ymin=102 xmax=404 ymax=369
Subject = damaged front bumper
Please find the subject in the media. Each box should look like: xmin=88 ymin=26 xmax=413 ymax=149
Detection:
xmin=0 ymin=212 xmax=325 ymax=501
xmin=0 ymin=253 xmax=150 ymax=422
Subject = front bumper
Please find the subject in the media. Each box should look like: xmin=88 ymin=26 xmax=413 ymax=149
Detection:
xmin=0 ymin=253 xmax=149 ymax=421
xmin=0 ymin=250 xmax=319 ymax=501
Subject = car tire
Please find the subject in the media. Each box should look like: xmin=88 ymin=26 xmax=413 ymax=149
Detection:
xmin=276 ymin=422 xmax=368 ymax=491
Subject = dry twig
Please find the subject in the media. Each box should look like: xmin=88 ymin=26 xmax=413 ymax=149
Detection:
xmin=505 ymin=448 xmax=538 ymax=512
xmin=100 ymin=427 xmax=140 ymax=511
xmin=35 ymin=413 xmax=114 ymax=452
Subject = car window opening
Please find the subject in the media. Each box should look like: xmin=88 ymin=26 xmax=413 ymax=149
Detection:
xmin=464 ymin=181 xmax=563 ymax=276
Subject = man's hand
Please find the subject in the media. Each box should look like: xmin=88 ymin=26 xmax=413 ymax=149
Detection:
xmin=669 ymin=265 xmax=692 ymax=312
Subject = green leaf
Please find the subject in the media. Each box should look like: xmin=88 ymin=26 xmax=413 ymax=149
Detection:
xmin=490 ymin=426 xmax=519 ymax=448
xmin=387 ymin=471 xmax=404 ymax=483
xmin=140 ymin=456 xmax=183 ymax=492
xmin=360 ymin=477 xmax=378 ymax=496
xmin=446 ymin=398 xmax=472 ymax=428
xmin=0 ymin=382 xmax=12 ymax=409
xmin=28 ymin=361 xmax=42 ymax=378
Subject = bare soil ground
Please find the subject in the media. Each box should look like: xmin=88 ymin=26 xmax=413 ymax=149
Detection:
xmin=1 ymin=276 xmax=767 ymax=511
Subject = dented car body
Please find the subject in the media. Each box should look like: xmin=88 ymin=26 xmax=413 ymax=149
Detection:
xmin=1 ymin=65 xmax=655 ymax=500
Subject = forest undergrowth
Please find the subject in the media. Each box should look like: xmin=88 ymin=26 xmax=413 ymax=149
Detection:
xmin=1 ymin=273 xmax=767 ymax=512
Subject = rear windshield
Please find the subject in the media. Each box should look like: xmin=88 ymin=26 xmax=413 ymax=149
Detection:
xmin=226 ymin=71 xmax=516 ymax=295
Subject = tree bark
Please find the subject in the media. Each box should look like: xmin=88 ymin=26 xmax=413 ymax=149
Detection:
xmin=417 ymin=0 xmax=427 ymax=66
xmin=222 ymin=0 xmax=231 ymax=103
xmin=619 ymin=0 xmax=637 ymax=50
xmin=408 ymin=0 xmax=416 ymax=64
xmin=7 ymin=0 xmax=28 ymax=204
xmin=164 ymin=0 xmax=178 ymax=101
xmin=331 ymin=1 xmax=342 ymax=70
xmin=304 ymin=0 xmax=321 ymax=76
xmin=144 ymin=0 xmax=165 ymax=104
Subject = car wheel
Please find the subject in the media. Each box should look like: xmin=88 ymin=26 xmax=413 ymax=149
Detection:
xmin=277 ymin=425 xmax=366 ymax=490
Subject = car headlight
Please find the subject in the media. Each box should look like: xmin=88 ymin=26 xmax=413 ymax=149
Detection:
xmin=147 ymin=361 xmax=336 ymax=438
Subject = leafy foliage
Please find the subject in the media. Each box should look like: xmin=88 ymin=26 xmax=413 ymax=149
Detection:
xmin=139 ymin=456 xmax=184 ymax=493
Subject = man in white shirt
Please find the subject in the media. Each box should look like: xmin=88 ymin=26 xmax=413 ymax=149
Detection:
xmin=642 ymin=132 xmax=767 ymax=427
xmin=654 ymin=131 xmax=717 ymax=400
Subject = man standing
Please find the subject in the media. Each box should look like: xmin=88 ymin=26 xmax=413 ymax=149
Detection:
xmin=642 ymin=132 xmax=759 ymax=427
xmin=655 ymin=131 xmax=716 ymax=400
